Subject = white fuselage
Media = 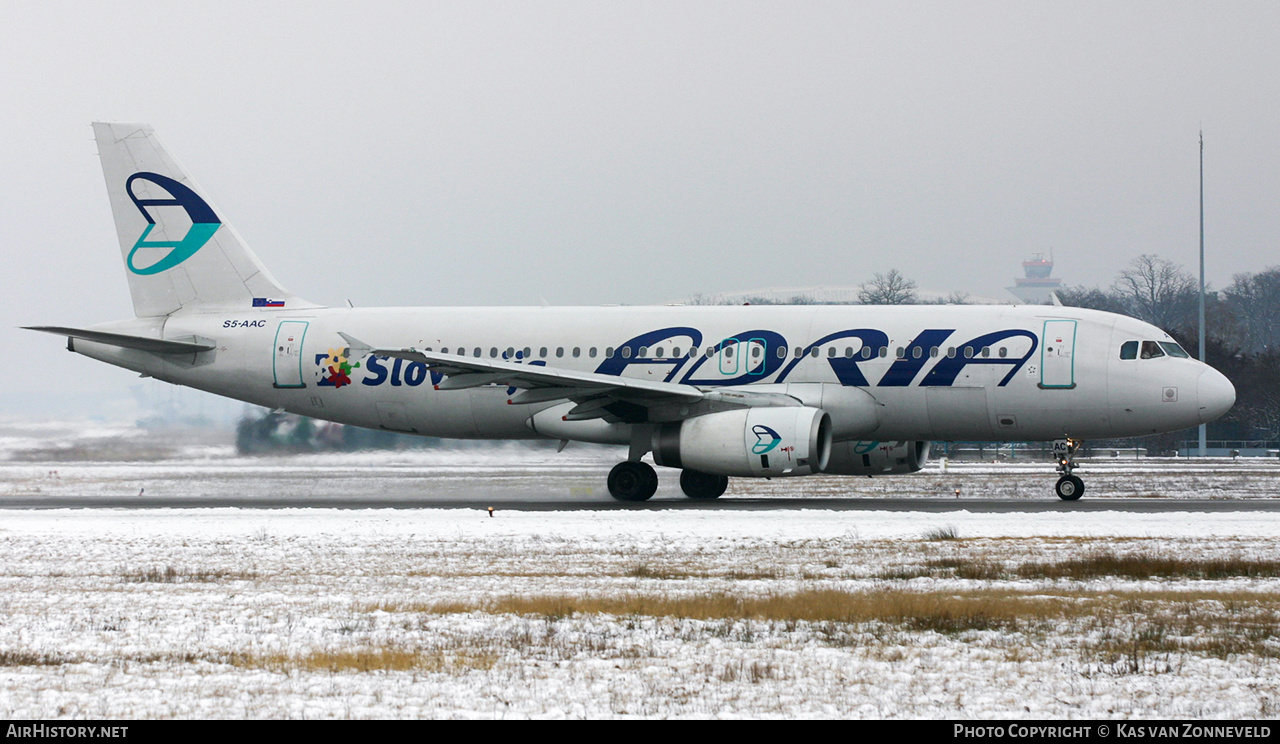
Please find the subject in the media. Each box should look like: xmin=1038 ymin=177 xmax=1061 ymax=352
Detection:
xmin=72 ymin=303 xmax=1234 ymax=445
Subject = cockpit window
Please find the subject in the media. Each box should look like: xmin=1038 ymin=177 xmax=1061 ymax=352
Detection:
xmin=1140 ymin=341 xmax=1165 ymax=359
xmin=1159 ymin=342 xmax=1190 ymax=358
xmin=1120 ymin=341 xmax=1138 ymax=360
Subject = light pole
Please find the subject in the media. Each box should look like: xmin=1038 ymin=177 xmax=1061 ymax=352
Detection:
xmin=1199 ymin=131 xmax=1207 ymax=457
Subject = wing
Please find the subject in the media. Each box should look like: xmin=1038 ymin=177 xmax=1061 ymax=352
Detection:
xmin=339 ymin=333 xmax=799 ymax=423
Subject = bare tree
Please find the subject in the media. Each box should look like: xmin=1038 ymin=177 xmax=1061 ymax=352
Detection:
xmin=1054 ymin=285 xmax=1129 ymax=315
xmin=1224 ymin=267 xmax=1280 ymax=353
xmin=1110 ymin=254 xmax=1198 ymax=333
xmin=930 ymin=290 xmax=971 ymax=305
xmin=857 ymin=268 xmax=918 ymax=305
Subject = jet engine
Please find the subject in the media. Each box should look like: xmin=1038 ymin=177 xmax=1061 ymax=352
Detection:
xmin=824 ymin=440 xmax=931 ymax=475
xmin=652 ymin=407 xmax=832 ymax=477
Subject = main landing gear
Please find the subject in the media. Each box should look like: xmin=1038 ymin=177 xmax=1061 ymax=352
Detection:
xmin=1053 ymin=439 xmax=1085 ymax=501
xmin=607 ymin=461 xmax=658 ymax=502
xmin=606 ymin=462 xmax=730 ymax=501
xmin=679 ymin=469 xmax=729 ymax=500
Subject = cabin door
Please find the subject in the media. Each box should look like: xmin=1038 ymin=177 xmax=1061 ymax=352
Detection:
xmin=1039 ymin=319 xmax=1077 ymax=389
xmin=273 ymin=321 xmax=308 ymax=389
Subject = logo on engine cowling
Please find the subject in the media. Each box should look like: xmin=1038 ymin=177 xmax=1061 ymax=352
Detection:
xmin=751 ymin=424 xmax=782 ymax=454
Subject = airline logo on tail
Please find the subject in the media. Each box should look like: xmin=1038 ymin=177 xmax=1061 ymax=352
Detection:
xmin=124 ymin=172 xmax=221 ymax=275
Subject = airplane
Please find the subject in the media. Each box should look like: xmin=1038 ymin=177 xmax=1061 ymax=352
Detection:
xmin=26 ymin=123 xmax=1236 ymax=502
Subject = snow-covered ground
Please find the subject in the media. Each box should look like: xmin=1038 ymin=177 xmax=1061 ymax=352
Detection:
xmin=1 ymin=423 xmax=1279 ymax=718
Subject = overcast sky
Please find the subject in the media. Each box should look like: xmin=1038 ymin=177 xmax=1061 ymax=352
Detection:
xmin=3 ymin=1 xmax=1278 ymax=420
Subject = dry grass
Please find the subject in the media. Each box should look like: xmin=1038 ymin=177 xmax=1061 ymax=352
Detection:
xmin=1017 ymin=550 xmax=1280 ymax=581
xmin=373 ymin=588 xmax=1068 ymax=633
xmin=0 ymin=649 xmax=71 ymax=667
xmin=624 ymin=564 xmax=783 ymax=581
xmin=872 ymin=548 xmax=1280 ymax=583
xmin=228 ymin=646 xmax=498 ymax=674
xmin=924 ymin=525 xmax=961 ymax=541
xmin=119 ymin=565 xmax=259 ymax=583
xmin=366 ymin=586 xmax=1280 ymax=662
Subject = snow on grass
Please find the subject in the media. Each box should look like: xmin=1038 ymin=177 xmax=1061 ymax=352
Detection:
xmin=2 ymin=426 xmax=1279 ymax=718
xmin=1 ymin=506 xmax=1279 ymax=718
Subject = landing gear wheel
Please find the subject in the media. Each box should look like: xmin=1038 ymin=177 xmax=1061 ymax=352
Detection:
xmin=680 ymin=469 xmax=729 ymax=500
xmin=608 ymin=461 xmax=658 ymax=502
xmin=1055 ymin=475 xmax=1085 ymax=501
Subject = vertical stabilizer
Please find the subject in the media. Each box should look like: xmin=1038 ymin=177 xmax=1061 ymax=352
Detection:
xmin=93 ymin=122 xmax=312 ymax=317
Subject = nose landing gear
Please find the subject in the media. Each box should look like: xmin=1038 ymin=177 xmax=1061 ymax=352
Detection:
xmin=1053 ymin=439 xmax=1085 ymax=501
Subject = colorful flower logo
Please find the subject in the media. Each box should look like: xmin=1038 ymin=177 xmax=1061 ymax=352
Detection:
xmin=318 ymin=347 xmax=360 ymax=388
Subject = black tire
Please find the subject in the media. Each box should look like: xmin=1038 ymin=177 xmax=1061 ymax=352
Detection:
xmin=608 ymin=461 xmax=658 ymax=502
xmin=680 ymin=469 xmax=728 ymax=500
xmin=1055 ymin=474 xmax=1085 ymax=501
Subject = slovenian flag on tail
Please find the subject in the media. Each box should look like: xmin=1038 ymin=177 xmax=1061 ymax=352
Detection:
xmin=252 ymin=298 xmax=285 ymax=307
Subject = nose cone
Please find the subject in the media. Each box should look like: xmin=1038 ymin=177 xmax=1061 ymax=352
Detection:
xmin=1197 ymin=367 xmax=1236 ymax=424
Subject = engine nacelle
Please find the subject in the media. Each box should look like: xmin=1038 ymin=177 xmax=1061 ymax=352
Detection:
xmin=824 ymin=440 xmax=931 ymax=475
xmin=652 ymin=407 xmax=832 ymax=477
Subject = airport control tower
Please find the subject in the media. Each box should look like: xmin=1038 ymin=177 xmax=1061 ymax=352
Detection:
xmin=1006 ymin=252 xmax=1062 ymax=304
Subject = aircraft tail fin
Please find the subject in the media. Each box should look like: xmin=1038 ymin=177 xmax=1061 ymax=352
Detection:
xmin=92 ymin=122 xmax=316 ymax=317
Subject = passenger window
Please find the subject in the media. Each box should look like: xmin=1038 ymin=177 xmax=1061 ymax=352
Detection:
xmin=473 ymin=348 xmax=482 ymax=357
xmin=912 ymin=346 xmax=922 ymax=359
xmin=862 ymin=347 xmax=872 ymax=359
xmin=777 ymin=346 xmax=787 ymax=359
xmin=845 ymin=347 xmax=853 ymax=358
xmin=655 ymin=347 xmax=664 ymax=358
xmin=1120 ymin=341 xmax=1138 ymax=360
xmin=589 ymin=347 xmax=597 ymax=358
xmin=752 ymin=346 xmax=762 ymax=358
xmin=621 ymin=347 xmax=631 ymax=358
xmin=895 ymin=347 xmax=905 ymax=359
xmin=827 ymin=347 xmax=836 ymax=358
xmin=523 ymin=347 xmax=531 ymax=359
xmin=947 ymin=347 xmax=956 ymax=358
xmin=1140 ymin=341 xmax=1165 ymax=359
xmin=441 ymin=347 xmax=449 ymax=354
xmin=795 ymin=347 xmax=804 ymax=358
xmin=810 ymin=347 xmax=820 ymax=358
xmin=605 ymin=347 xmax=614 ymax=358
xmin=879 ymin=347 xmax=888 ymax=358
xmin=998 ymin=347 xmax=1007 ymax=358
xmin=688 ymin=347 xmax=697 ymax=357
xmin=572 ymin=347 xmax=581 ymax=358
xmin=930 ymin=346 xmax=939 ymax=358
xmin=556 ymin=347 xmax=565 ymax=358
xmin=539 ymin=347 xmax=548 ymax=358
xmin=964 ymin=347 xmax=973 ymax=359
xmin=981 ymin=346 xmax=990 ymax=358
xmin=671 ymin=347 xmax=680 ymax=357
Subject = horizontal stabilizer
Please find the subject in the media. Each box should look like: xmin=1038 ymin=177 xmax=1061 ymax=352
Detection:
xmin=23 ymin=326 xmax=216 ymax=355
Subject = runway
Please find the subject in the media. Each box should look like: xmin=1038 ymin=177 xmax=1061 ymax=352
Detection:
xmin=4 ymin=495 xmax=1279 ymax=512
xmin=4 ymin=440 xmax=1277 ymax=511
